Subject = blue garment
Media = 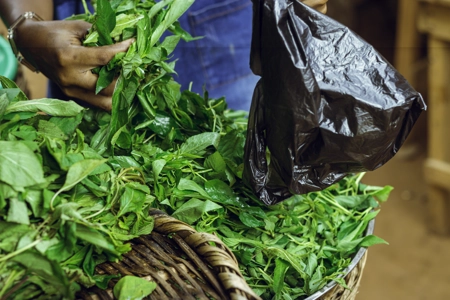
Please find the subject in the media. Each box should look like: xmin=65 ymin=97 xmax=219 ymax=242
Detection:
xmin=53 ymin=0 xmax=92 ymax=19
xmin=171 ymin=0 xmax=258 ymax=111
xmin=51 ymin=0 xmax=258 ymax=111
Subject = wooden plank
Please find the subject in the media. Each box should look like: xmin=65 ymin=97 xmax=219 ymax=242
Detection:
xmin=418 ymin=1 xmax=450 ymax=41
xmin=424 ymin=159 xmax=450 ymax=189
xmin=395 ymin=0 xmax=421 ymax=83
xmin=422 ymin=34 xmax=450 ymax=234
xmin=425 ymin=158 xmax=450 ymax=234
xmin=420 ymin=0 xmax=450 ymax=6
xmin=427 ymin=187 xmax=450 ymax=234
xmin=427 ymin=37 xmax=450 ymax=162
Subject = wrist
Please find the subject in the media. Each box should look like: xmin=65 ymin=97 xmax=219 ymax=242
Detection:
xmin=7 ymin=12 xmax=43 ymax=73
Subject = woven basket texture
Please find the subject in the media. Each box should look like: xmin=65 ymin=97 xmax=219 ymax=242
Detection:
xmin=77 ymin=209 xmax=368 ymax=300
xmin=317 ymin=251 xmax=367 ymax=300
xmin=77 ymin=209 xmax=261 ymax=300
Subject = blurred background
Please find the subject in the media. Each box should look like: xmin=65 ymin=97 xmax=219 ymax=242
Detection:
xmin=1 ymin=0 xmax=450 ymax=299
xmin=328 ymin=0 xmax=450 ymax=299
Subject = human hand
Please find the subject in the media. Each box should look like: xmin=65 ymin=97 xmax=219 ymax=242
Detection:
xmin=15 ymin=19 xmax=134 ymax=111
xmin=302 ymin=0 xmax=328 ymax=14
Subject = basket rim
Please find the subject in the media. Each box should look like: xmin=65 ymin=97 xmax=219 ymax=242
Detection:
xmin=303 ymin=218 xmax=375 ymax=300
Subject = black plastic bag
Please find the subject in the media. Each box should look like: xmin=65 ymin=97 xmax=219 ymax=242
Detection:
xmin=243 ymin=0 xmax=426 ymax=205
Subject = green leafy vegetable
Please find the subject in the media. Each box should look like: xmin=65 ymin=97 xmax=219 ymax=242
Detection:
xmin=94 ymin=0 xmax=116 ymax=45
xmin=113 ymin=276 xmax=157 ymax=300
xmin=0 ymin=1 xmax=392 ymax=299
xmin=0 ymin=141 xmax=45 ymax=187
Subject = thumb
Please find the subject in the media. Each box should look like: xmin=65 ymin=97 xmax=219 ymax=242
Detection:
xmin=81 ymin=38 xmax=135 ymax=68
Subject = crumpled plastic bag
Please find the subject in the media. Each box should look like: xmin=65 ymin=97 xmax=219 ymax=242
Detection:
xmin=243 ymin=0 xmax=426 ymax=205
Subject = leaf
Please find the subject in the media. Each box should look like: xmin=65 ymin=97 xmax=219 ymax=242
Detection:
xmin=334 ymin=195 xmax=368 ymax=209
xmin=177 ymin=178 xmax=211 ymax=199
xmin=148 ymin=110 xmax=179 ymax=137
xmin=137 ymin=14 xmax=150 ymax=57
xmin=358 ymin=235 xmax=389 ymax=247
xmin=13 ymin=251 xmax=72 ymax=298
xmin=273 ymin=258 xmax=290 ymax=298
xmin=96 ymin=66 xmax=115 ymax=94
xmin=83 ymin=245 xmax=96 ymax=276
xmin=0 ymin=141 xmax=45 ymax=187
xmin=59 ymin=159 xmax=108 ymax=193
xmin=61 ymin=245 xmax=89 ymax=267
xmin=110 ymin=13 xmax=144 ymax=38
xmin=161 ymin=35 xmax=181 ymax=55
xmin=239 ymin=212 xmax=265 ymax=228
xmin=368 ymin=185 xmax=394 ymax=202
xmin=109 ymin=156 xmax=141 ymax=169
xmin=336 ymin=237 xmax=364 ymax=253
xmin=113 ymin=276 xmax=157 ymax=300
xmin=0 ymin=75 xmax=28 ymax=100
xmin=205 ymin=151 xmax=226 ymax=173
xmin=180 ymin=132 xmax=220 ymax=155
xmin=218 ymin=130 xmax=245 ymax=164
xmin=0 ymin=93 xmax=9 ymax=118
xmin=152 ymin=159 xmax=167 ymax=179
xmin=169 ymin=20 xmax=201 ymax=42
xmin=204 ymin=179 xmax=248 ymax=208
xmin=75 ymin=224 xmax=118 ymax=254
xmin=95 ymin=0 xmax=116 ymax=45
xmin=305 ymin=253 xmax=318 ymax=278
xmin=109 ymin=75 xmax=132 ymax=144
xmin=6 ymin=99 xmax=84 ymax=116
xmin=24 ymin=190 xmax=44 ymax=218
xmin=172 ymin=198 xmax=222 ymax=224
xmin=93 ymin=274 xmax=121 ymax=289
xmin=46 ymin=222 xmax=77 ymax=262
xmin=7 ymin=197 xmax=30 ymax=225
xmin=132 ymin=213 xmax=154 ymax=236
xmin=150 ymin=0 xmax=195 ymax=46
xmin=49 ymin=114 xmax=84 ymax=136
xmin=111 ymin=124 xmax=132 ymax=150
xmin=148 ymin=0 xmax=172 ymax=19
xmin=117 ymin=184 xmax=148 ymax=218
xmin=38 ymin=119 xmax=68 ymax=140
xmin=0 ymin=221 xmax=33 ymax=252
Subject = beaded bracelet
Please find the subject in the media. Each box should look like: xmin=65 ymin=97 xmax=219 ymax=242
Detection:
xmin=7 ymin=12 xmax=43 ymax=73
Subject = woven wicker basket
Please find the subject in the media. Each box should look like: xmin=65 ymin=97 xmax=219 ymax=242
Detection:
xmin=78 ymin=210 xmax=372 ymax=300
xmin=77 ymin=209 xmax=261 ymax=300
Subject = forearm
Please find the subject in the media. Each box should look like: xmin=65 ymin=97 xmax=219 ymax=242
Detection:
xmin=0 ymin=0 xmax=53 ymax=26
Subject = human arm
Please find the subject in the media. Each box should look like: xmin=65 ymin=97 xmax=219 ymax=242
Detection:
xmin=0 ymin=0 xmax=133 ymax=111
xmin=303 ymin=0 xmax=328 ymax=14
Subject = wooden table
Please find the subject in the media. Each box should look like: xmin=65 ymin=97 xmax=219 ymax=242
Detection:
xmin=418 ymin=0 xmax=450 ymax=234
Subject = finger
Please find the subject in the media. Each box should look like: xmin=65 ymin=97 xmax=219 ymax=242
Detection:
xmin=62 ymin=68 xmax=118 ymax=98
xmin=78 ymin=38 xmax=135 ymax=68
xmin=316 ymin=4 xmax=327 ymax=14
xmin=302 ymin=0 xmax=328 ymax=12
xmin=62 ymin=20 xmax=94 ymax=42
xmin=99 ymin=77 xmax=118 ymax=97
xmin=62 ymin=85 xmax=113 ymax=111
xmin=65 ymin=68 xmax=99 ymax=92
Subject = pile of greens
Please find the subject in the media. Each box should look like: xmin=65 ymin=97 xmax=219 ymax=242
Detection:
xmin=0 ymin=0 xmax=392 ymax=299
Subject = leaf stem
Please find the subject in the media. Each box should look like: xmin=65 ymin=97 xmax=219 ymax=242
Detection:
xmin=0 ymin=239 xmax=41 ymax=263
xmin=81 ymin=0 xmax=91 ymax=15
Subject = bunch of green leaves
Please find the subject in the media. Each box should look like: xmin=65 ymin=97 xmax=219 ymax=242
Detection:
xmin=186 ymin=174 xmax=391 ymax=299
xmin=0 ymin=0 xmax=393 ymax=299
xmin=71 ymin=0 xmax=202 ymax=154
xmin=0 ymin=77 xmax=156 ymax=299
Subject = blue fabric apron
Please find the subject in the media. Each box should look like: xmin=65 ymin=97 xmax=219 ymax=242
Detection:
xmin=51 ymin=0 xmax=257 ymax=111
